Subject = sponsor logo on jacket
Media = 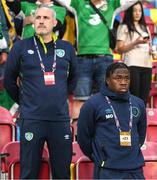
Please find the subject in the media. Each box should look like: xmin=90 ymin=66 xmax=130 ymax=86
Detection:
xmin=105 ymin=108 xmax=113 ymax=119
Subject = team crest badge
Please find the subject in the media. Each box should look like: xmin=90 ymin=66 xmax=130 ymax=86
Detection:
xmin=56 ymin=49 xmax=65 ymax=58
xmin=132 ymin=107 xmax=139 ymax=117
xmin=25 ymin=132 xmax=34 ymax=141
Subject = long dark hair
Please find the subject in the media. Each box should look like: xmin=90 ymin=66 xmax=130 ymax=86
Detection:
xmin=122 ymin=1 xmax=148 ymax=38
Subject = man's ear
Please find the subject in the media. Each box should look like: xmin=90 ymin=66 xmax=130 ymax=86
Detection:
xmin=53 ymin=19 xmax=58 ymax=27
xmin=106 ymin=78 xmax=109 ymax=86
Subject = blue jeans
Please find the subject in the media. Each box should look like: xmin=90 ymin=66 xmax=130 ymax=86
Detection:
xmin=74 ymin=55 xmax=113 ymax=100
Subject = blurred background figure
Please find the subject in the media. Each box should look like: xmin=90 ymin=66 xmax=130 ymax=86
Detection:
xmin=0 ymin=0 xmax=16 ymax=110
xmin=0 ymin=0 xmax=9 ymax=89
xmin=116 ymin=1 xmax=152 ymax=106
xmin=57 ymin=0 xmax=138 ymax=122
xmin=152 ymin=32 xmax=157 ymax=60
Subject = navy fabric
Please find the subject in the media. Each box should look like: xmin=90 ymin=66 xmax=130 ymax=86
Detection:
xmin=94 ymin=165 xmax=145 ymax=179
xmin=4 ymin=36 xmax=77 ymax=121
xmin=78 ymin=84 xmax=147 ymax=171
xmin=19 ymin=119 xmax=72 ymax=179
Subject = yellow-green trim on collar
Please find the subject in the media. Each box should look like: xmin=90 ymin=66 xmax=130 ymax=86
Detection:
xmin=37 ymin=32 xmax=57 ymax=54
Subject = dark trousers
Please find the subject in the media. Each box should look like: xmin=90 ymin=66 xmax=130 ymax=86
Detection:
xmin=94 ymin=166 xmax=145 ymax=179
xmin=19 ymin=119 xmax=72 ymax=179
xmin=129 ymin=66 xmax=152 ymax=105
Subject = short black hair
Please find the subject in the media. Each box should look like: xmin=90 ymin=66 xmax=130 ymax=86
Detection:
xmin=106 ymin=62 xmax=129 ymax=79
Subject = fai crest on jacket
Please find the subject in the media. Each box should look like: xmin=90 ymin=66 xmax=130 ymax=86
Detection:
xmin=132 ymin=107 xmax=139 ymax=117
xmin=56 ymin=49 xmax=65 ymax=57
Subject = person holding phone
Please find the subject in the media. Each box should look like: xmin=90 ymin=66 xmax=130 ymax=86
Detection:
xmin=116 ymin=1 xmax=152 ymax=106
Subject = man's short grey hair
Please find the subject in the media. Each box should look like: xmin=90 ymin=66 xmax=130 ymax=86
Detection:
xmin=35 ymin=4 xmax=56 ymax=19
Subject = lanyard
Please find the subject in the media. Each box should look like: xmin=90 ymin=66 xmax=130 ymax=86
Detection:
xmin=105 ymin=96 xmax=133 ymax=132
xmin=33 ymin=37 xmax=57 ymax=73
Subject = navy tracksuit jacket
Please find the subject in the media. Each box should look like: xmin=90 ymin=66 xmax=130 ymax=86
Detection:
xmin=78 ymin=84 xmax=147 ymax=179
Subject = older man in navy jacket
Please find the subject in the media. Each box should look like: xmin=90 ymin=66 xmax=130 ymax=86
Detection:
xmin=4 ymin=5 xmax=77 ymax=179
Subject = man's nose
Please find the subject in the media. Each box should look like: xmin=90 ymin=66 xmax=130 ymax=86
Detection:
xmin=120 ymin=78 xmax=129 ymax=84
xmin=39 ymin=17 xmax=44 ymax=23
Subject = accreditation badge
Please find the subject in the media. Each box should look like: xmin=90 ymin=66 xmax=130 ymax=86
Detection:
xmin=44 ymin=72 xmax=55 ymax=85
xmin=120 ymin=131 xmax=131 ymax=146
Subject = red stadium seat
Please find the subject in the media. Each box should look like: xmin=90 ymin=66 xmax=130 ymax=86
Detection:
xmin=148 ymin=93 xmax=157 ymax=108
xmin=148 ymin=83 xmax=157 ymax=108
xmin=71 ymin=142 xmax=94 ymax=179
xmin=146 ymin=108 xmax=157 ymax=123
xmin=0 ymin=106 xmax=16 ymax=152
xmin=141 ymin=142 xmax=157 ymax=179
xmin=147 ymin=124 xmax=157 ymax=143
xmin=148 ymin=62 xmax=157 ymax=108
xmin=1 ymin=141 xmax=50 ymax=179
xmin=0 ymin=106 xmax=17 ymax=178
xmin=146 ymin=108 xmax=157 ymax=143
xmin=143 ymin=162 xmax=157 ymax=179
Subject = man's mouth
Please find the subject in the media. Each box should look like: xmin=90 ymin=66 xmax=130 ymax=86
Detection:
xmin=38 ymin=26 xmax=45 ymax=28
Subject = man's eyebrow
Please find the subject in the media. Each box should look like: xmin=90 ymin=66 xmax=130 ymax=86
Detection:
xmin=35 ymin=15 xmax=50 ymax=18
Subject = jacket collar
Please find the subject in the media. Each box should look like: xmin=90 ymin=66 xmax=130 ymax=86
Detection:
xmin=100 ymin=84 xmax=130 ymax=102
xmin=35 ymin=32 xmax=57 ymax=54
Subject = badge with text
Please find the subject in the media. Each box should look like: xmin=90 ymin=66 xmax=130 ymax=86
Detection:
xmin=44 ymin=72 xmax=55 ymax=85
xmin=120 ymin=131 xmax=131 ymax=146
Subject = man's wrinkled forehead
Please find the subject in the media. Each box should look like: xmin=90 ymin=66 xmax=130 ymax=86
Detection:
xmin=35 ymin=6 xmax=55 ymax=18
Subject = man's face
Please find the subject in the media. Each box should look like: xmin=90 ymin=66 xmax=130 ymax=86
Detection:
xmin=106 ymin=68 xmax=130 ymax=94
xmin=34 ymin=7 xmax=57 ymax=36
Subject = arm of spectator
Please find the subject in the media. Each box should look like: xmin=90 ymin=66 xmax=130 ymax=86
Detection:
xmin=0 ymin=52 xmax=8 ymax=65
xmin=111 ymin=0 xmax=138 ymax=29
xmin=116 ymin=36 xmax=150 ymax=54
xmin=56 ymin=0 xmax=71 ymax=7
xmin=57 ymin=0 xmax=138 ymax=12
xmin=6 ymin=0 xmax=21 ymax=15
xmin=23 ymin=15 xmax=34 ymax=26
xmin=56 ymin=0 xmax=76 ymax=14
xmin=120 ymin=0 xmax=139 ymax=11
xmin=115 ymin=24 xmax=150 ymax=54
